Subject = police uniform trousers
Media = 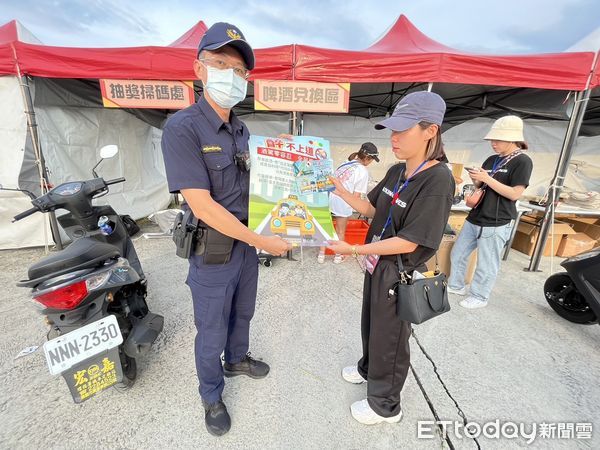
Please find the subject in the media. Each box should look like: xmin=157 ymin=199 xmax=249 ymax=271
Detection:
xmin=186 ymin=240 xmax=259 ymax=403
xmin=357 ymin=257 xmax=417 ymax=418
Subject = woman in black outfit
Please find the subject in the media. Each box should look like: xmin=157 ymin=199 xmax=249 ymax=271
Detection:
xmin=328 ymin=91 xmax=455 ymax=425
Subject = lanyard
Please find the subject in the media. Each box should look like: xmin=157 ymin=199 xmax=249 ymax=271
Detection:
xmin=380 ymin=160 xmax=428 ymax=236
xmin=491 ymin=156 xmax=504 ymax=174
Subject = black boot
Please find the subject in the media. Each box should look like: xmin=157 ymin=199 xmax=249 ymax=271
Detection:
xmin=203 ymin=399 xmax=231 ymax=436
xmin=223 ymin=353 xmax=270 ymax=379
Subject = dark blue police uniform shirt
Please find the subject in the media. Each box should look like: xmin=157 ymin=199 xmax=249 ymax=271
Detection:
xmin=161 ymin=96 xmax=250 ymax=221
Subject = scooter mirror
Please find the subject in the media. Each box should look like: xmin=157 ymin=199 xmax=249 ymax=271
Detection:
xmin=100 ymin=145 xmax=119 ymax=159
xmin=0 ymin=184 xmax=36 ymax=199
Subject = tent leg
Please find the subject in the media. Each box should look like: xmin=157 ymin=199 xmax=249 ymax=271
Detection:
xmin=289 ymin=111 xmax=303 ymax=136
xmin=19 ymin=76 xmax=63 ymax=250
xmin=526 ymin=89 xmax=592 ymax=272
xmin=289 ymin=112 xmax=296 ymax=135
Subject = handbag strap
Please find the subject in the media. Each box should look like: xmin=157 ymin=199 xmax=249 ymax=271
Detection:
xmin=388 ymin=199 xmax=409 ymax=281
xmin=492 ymin=149 xmax=523 ymax=175
xmin=424 ymin=284 xmax=447 ymax=312
xmin=335 ymin=160 xmax=359 ymax=179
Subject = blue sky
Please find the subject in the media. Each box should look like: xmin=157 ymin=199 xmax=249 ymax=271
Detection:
xmin=1 ymin=0 xmax=598 ymax=53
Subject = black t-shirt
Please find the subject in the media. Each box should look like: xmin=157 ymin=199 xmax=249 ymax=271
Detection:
xmin=467 ymin=153 xmax=533 ymax=227
xmin=366 ymin=162 xmax=455 ymax=271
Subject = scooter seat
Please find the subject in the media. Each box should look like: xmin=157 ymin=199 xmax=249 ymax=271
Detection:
xmin=28 ymin=238 xmax=120 ymax=281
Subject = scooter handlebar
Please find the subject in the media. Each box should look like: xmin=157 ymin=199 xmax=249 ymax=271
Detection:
xmin=13 ymin=206 xmax=39 ymax=222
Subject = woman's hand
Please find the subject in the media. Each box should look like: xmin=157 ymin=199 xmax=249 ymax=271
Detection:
xmin=277 ymin=133 xmax=294 ymax=140
xmin=329 ymin=176 xmax=349 ymax=197
xmin=468 ymin=167 xmax=492 ymax=184
xmin=327 ymin=240 xmax=353 ymax=255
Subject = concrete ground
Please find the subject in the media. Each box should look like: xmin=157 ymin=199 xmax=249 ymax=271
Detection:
xmin=1 ymin=224 xmax=599 ymax=449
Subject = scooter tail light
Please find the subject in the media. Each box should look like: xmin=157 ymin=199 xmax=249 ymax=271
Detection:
xmin=33 ymin=280 xmax=88 ymax=310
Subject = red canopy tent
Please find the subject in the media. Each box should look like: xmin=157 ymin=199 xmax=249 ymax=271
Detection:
xmin=293 ymin=15 xmax=598 ymax=91
xmin=1 ymin=16 xmax=598 ymax=262
xmin=1 ymin=16 xmax=597 ymax=89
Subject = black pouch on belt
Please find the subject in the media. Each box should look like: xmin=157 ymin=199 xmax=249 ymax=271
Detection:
xmin=195 ymin=224 xmax=235 ymax=265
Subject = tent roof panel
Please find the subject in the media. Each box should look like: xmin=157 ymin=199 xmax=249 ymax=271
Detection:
xmin=169 ymin=21 xmax=208 ymax=48
xmin=3 ymin=41 xmax=294 ymax=80
xmin=366 ymin=15 xmax=457 ymax=53
xmin=0 ymin=17 xmax=597 ymax=90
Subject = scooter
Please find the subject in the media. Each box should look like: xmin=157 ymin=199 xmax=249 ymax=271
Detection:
xmin=544 ymin=248 xmax=600 ymax=324
xmin=12 ymin=145 xmax=164 ymax=403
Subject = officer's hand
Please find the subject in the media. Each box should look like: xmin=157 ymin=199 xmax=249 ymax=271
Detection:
xmin=258 ymin=235 xmax=292 ymax=256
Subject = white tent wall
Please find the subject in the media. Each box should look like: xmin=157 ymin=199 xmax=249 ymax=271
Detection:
xmin=0 ymin=76 xmax=50 ymax=250
xmin=35 ymin=105 xmax=171 ymax=225
xmin=243 ymin=113 xmax=289 ymax=140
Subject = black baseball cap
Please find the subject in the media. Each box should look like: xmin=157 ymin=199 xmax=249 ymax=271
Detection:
xmin=360 ymin=142 xmax=379 ymax=162
xmin=197 ymin=22 xmax=255 ymax=70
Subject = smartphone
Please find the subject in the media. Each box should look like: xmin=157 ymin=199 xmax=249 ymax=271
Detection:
xmin=465 ymin=167 xmax=480 ymax=172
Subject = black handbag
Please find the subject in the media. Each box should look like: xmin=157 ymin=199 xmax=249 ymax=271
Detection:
xmin=389 ymin=221 xmax=450 ymax=324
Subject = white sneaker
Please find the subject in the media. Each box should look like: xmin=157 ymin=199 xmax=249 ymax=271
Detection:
xmin=350 ymin=399 xmax=402 ymax=425
xmin=317 ymin=252 xmax=325 ymax=264
xmin=459 ymin=296 xmax=488 ymax=309
xmin=333 ymin=254 xmax=347 ymax=264
xmin=447 ymin=285 xmax=468 ymax=296
xmin=341 ymin=366 xmax=366 ymax=384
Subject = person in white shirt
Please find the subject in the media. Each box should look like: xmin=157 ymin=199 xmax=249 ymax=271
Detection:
xmin=318 ymin=142 xmax=379 ymax=263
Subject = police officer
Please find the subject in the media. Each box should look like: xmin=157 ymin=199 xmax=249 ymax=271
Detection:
xmin=161 ymin=23 xmax=290 ymax=436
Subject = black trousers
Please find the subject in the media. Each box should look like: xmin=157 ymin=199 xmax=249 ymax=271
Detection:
xmin=357 ymin=258 xmax=415 ymax=417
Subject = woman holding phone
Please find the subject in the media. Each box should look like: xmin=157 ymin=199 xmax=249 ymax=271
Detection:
xmin=448 ymin=115 xmax=533 ymax=309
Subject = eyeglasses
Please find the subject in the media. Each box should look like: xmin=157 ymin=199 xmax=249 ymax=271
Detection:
xmin=199 ymin=58 xmax=250 ymax=80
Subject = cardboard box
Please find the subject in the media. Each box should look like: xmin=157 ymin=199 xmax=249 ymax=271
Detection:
xmin=511 ymin=216 xmax=576 ymax=257
xmin=556 ymin=233 xmax=598 ymax=257
xmin=564 ymin=218 xmax=600 ymax=244
xmin=448 ymin=212 xmax=469 ymax=233
xmin=425 ymin=234 xmax=477 ymax=284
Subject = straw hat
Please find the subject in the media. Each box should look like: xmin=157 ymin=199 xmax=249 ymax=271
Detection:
xmin=484 ymin=116 xmax=524 ymax=142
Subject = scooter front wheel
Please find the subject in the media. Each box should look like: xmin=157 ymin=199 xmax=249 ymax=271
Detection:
xmin=544 ymin=273 xmax=597 ymax=324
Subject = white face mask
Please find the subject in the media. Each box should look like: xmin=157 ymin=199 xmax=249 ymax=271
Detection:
xmin=204 ymin=65 xmax=247 ymax=109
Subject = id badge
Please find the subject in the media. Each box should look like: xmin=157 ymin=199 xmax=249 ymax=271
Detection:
xmin=364 ymin=235 xmax=381 ymax=275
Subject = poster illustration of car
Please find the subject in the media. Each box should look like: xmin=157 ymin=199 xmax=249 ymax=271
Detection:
xmin=248 ymin=135 xmax=338 ymax=247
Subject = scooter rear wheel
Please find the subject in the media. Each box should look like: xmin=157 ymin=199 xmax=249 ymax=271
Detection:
xmin=544 ymin=273 xmax=597 ymax=324
xmin=114 ymin=350 xmax=137 ymax=391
